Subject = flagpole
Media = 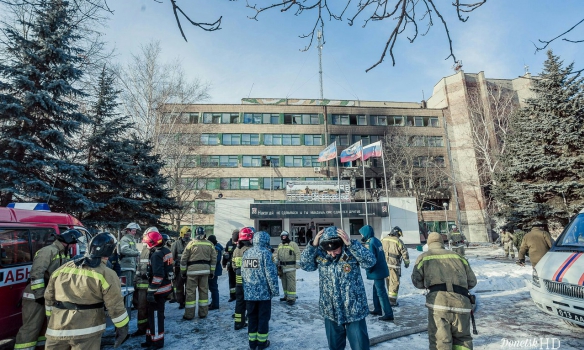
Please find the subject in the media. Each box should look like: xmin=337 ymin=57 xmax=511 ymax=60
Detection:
xmin=335 ymin=142 xmax=344 ymax=230
xmin=381 ymin=141 xmax=391 ymax=230
xmin=360 ymin=140 xmax=368 ymax=225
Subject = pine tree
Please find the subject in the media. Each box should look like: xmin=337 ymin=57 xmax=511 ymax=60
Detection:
xmin=0 ymin=0 xmax=95 ymax=212
xmin=493 ymin=50 xmax=584 ymax=228
xmin=79 ymin=66 xmax=178 ymax=229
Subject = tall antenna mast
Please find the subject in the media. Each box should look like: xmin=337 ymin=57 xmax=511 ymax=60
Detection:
xmin=318 ymin=30 xmax=324 ymax=103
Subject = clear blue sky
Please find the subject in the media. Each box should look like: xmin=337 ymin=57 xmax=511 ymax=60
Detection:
xmin=103 ymin=1 xmax=584 ymax=104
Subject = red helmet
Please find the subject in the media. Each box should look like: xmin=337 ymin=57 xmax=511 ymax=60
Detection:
xmin=143 ymin=227 xmax=162 ymax=249
xmin=239 ymin=227 xmax=255 ymax=241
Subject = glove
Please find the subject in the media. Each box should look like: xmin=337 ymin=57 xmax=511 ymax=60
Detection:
xmin=209 ymin=273 xmax=215 ymax=279
xmin=516 ymin=259 xmax=525 ymax=267
xmin=114 ymin=324 xmax=129 ymax=348
xmin=277 ymin=266 xmax=283 ymax=278
xmin=147 ymin=292 xmax=156 ymax=303
xmin=404 ymin=262 xmax=410 ymax=269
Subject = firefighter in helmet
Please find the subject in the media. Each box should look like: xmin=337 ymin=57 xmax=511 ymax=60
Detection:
xmin=44 ymin=232 xmax=129 ymax=349
xmin=119 ymin=222 xmax=141 ymax=287
xmin=232 ymin=227 xmax=255 ymax=330
xmin=14 ymin=229 xmax=81 ymax=350
xmin=180 ymin=227 xmax=216 ymax=320
xmin=170 ymin=226 xmax=191 ymax=308
xmin=276 ymin=230 xmax=300 ymax=305
xmin=381 ymin=226 xmax=410 ymax=306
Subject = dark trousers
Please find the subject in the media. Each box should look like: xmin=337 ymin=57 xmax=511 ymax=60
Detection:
xmin=228 ymin=267 xmax=236 ymax=298
xmin=234 ymin=284 xmax=246 ymax=328
xmin=146 ymin=295 xmax=167 ymax=348
xmin=372 ymin=279 xmax=393 ymax=318
xmin=324 ymin=317 xmax=370 ymax=350
xmin=209 ymin=274 xmax=219 ymax=308
xmin=173 ymin=265 xmax=186 ymax=307
xmin=135 ymin=288 xmax=149 ymax=332
xmin=246 ymin=300 xmax=272 ymax=349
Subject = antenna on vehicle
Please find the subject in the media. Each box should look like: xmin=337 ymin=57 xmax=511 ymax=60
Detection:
xmin=46 ymin=177 xmax=57 ymax=205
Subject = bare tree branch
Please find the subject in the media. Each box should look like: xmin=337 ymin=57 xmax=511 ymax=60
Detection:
xmin=535 ymin=17 xmax=584 ymax=52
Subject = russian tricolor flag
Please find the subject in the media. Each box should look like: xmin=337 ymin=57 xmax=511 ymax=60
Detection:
xmin=362 ymin=141 xmax=382 ymax=161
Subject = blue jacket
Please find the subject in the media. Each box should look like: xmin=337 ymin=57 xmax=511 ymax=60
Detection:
xmin=359 ymin=225 xmax=389 ymax=280
xmin=214 ymin=243 xmax=224 ymax=277
xmin=300 ymin=226 xmax=376 ymax=325
xmin=242 ymin=231 xmax=279 ymax=301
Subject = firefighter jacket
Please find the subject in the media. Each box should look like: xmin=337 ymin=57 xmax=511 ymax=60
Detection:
xmin=242 ymin=231 xmax=279 ymax=301
xmin=170 ymin=238 xmax=189 ymax=266
xmin=300 ymin=228 xmax=376 ymax=325
xmin=500 ymin=231 xmax=514 ymax=244
xmin=232 ymin=241 xmax=252 ymax=285
xmin=44 ymin=260 xmax=129 ymax=339
xmin=135 ymin=246 xmax=150 ymax=290
xmin=147 ymin=246 xmax=174 ymax=296
xmin=180 ymin=238 xmax=216 ymax=277
xmin=213 ymin=243 xmax=224 ymax=277
xmin=118 ymin=233 xmax=140 ymax=272
xmin=411 ymin=241 xmax=477 ymax=314
xmin=222 ymin=239 xmax=237 ymax=269
xmin=450 ymin=231 xmax=466 ymax=245
xmin=381 ymin=235 xmax=410 ymax=270
xmin=23 ymin=240 xmax=69 ymax=301
xmin=359 ymin=225 xmax=389 ymax=280
xmin=518 ymin=227 xmax=553 ymax=266
xmin=276 ymin=240 xmax=300 ymax=273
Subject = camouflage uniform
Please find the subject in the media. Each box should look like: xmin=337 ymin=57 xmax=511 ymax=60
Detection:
xmin=500 ymin=231 xmax=515 ymax=258
xmin=300 ymin=226 xmax=376 ymax=350
xmin=276 ymin=239 xmax=300 ymax=303
xmin=180 ymin=238 xmax=216 ymax=320
xmin=518 ymin=226 xmax=553 ymax=267
xmin=381 ymin=233 xmax=410 ymax=306
xmin=242 ymin=232 xmax=279 ymax=350
xmin=232 ymin=241 xmax=252 ymax=329
xmin=412 ymin=232 xmax=477 ymax=350
xmin=44 ymin=259 xmax=129 ymax=350
xmin=14 ymin=240 xmax=69 ymax=350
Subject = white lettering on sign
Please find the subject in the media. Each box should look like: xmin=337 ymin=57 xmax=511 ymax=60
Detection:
xmin=243 ymin=259 xmax=259 ymax=268
xmin=0 ymin=266 xmax=31 ymax=287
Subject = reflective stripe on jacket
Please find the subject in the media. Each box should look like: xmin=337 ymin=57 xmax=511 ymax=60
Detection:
xmin=118 ymin=234 xmax=139 ymax=272
xmin=134 ymin=246 xmax=150 ymax=289
xmin=147 ymin=246 xmax=173 ymax=295
xmin=276 ymin=241 xmax=300 ymax=273
xmin=25 ymin=240 xmax=69 ymax=299
xmin=180 ymin=239 xmax=217 ymax=276
xmin=232 ymin=243 xmax=252 ymax=285
xmin=381 ymin=236 xmax=410 ymax=269
xmin=44 ymin=260 xmax=128 ymax=339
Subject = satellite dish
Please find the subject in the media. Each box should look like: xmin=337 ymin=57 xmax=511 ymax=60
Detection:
xmin=217 ymin=193 xmax=223 ymax=199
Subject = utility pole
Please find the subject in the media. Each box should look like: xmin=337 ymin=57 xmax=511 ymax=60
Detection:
xmin=317 ymin=30 xmax=330 ymax=178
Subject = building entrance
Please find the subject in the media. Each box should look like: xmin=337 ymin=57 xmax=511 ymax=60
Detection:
xmin=290 ymin=224 xmax=307 ymax=246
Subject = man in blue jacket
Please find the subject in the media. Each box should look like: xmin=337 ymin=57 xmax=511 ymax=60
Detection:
xmin=300 ymin=226 xmax=376 ymax=350
xmin=359 ymin=225 xmax=394 ymax=321
xmin=242 ymin=231 xmax=279 ymax=350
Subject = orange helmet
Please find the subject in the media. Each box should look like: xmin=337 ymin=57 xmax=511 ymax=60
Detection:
xmin=238 ymin=227 xmax=255 ymax=241
xmin=143 ymin=227 xmax=162 ymax=249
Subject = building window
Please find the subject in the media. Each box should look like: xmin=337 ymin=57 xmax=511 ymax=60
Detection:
xmin=332 ymin=114 xmax=366 ymax=125
xmin=230 ymin=178 xmax=240 ymax=189
xmin=201 ymin=134 xmax=219 ymax=145
xmin=240 ymin=178 xmax=260 ymax=190
xmin=202 ymin=112 xmax=239 ymax=124
xmin=332 ymin=114 xmax=349 ymax=125
xmin=370 ymin=115 xmax=388 ymax=126
xmin=304 ymin=134 xmax=323 ymax=146
xmin=330 ymin=134 xmax=349 ymax=146
xmin=303 ymin=156 xmax=320 ymax=167
xmin=243 ymin=113 xmax=263 ymax=124
xmin=263 ymin=177 xmax=284 ymax=190
xmin=284 ymin=156 xmax=303 ymax=167
xmin=430 ymin=117 xmax=439 ymax=127
xmin=427 ymin=136 xmax=444 ymax=147
xmin=390 ymin=116 xmax=405 ymax=126
xmin=352 ymin=135 xmax=371 ymax=146
xmin=303 ymin=114 xmax=320 ymax=124
xmin=242 ymin=155 xmax=262 ymax=167
xmin=200 ymin=156 xmax=238 ymax=167
xmin=264 ymin=134 xmax=300 ymax=146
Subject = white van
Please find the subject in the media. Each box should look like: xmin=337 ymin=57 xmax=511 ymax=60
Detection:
xmin=529 ymin=211 xmax=584 ymax=328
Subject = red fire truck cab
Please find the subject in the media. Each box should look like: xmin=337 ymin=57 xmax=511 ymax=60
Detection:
xmin=0 ymin=204 xmax=92 ymax=340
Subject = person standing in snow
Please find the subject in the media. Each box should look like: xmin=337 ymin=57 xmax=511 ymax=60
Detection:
xmin=275 ymin=230 xmax=300 ymax=305
xmin=207 ymin=235 xmax=223 ymax=310
xmin=241 ymin=231 xmax=279 ymax=350
xmin=411 ymin=232 xmax=477 ymax=350
xmin=232 ymin=227 xmax=255 ymax=330
xmin=222 ymin=229 xmax=239 ymax=302
xmin=381 ymin=226 xmax=410 ymax=307
xmin=359 ymin=225 xmax=394 ymax=321
xmin=500 ymin=228 xmax=516 ymax=259
xmin=300 ymin=226 xmax=376 ymax=350
xmin=517 ymin=221 xmax=553 ymax=267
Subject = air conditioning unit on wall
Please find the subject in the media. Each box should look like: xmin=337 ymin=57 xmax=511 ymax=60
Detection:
xmin=313 ymin=167 xmax=321 ymax=173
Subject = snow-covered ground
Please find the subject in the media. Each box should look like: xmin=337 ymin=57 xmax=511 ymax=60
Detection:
xmin=102 ymin=245 xmax=584 ymax=349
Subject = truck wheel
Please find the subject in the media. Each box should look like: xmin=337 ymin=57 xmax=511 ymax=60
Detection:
xmin=562 ymin=319 xmax=584 ymax=328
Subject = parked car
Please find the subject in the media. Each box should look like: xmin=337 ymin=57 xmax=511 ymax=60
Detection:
xmin=529 ymin=210 xmax=584 ymax=328
xmin=0 ymin=203 xmax=91 ymax=340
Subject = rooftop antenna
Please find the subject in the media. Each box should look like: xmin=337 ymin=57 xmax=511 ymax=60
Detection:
xmin=247 ymin=83 xmax=254 ymax=98
xmin=452 ymin=60 xmax=463 ymax=72
xmin=317 ymin=30 xmax=324 ymax=105
xmin=524 ymin=64 xmax=529 ymax=75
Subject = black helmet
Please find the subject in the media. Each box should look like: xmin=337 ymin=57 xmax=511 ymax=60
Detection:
xmin=195 ymin=227 xmax=206 ymax=239
xmin=390 ymin=226 xmax=403 ymax=237
xmin=57 ymin=229 xmax=82 ymax=245
xmin=319 ymin=236 xmax=343 ymax=252
xmin=87 ymin=232 xmax=116 ymax=258
xmin=161 ymin=233 xmax=170 ymax=246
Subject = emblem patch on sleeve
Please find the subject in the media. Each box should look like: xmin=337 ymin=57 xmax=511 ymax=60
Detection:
xmin=343 ymin=264 xmax=351 ymax=273
xmin=243 ymin=258 xmax=259 ymax=268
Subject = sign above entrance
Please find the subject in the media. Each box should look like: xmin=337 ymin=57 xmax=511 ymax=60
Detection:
xmin=250 ymin=202 xmax=388 ymax=219
xmin=286 ymin=180 xmax=351 ymax=202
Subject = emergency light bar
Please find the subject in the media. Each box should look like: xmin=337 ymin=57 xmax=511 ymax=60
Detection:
xmin=7 ymin=202 xmax=51 ymax=211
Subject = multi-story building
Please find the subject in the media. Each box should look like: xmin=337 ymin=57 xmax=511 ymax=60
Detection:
xmin=159 ymin=70 xmax=533 ymax=243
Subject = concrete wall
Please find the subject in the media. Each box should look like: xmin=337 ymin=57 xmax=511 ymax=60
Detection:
xmin=213 ymin=198 xmax=255 ymax=245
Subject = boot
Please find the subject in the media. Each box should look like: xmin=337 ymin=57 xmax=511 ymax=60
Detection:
xmin=389 ymin=298 xmax=399 ymax=307
xmin=369 ymin=310 xmax=381 ymax=316
xmin=258 ymin=340 xmax=270 ymax=349
xmin=279 ymin=297 xmax=287 ymax=302
xmin=234 ymin=322 xmax=248 ymax=330
xmin=140 ymin=341 xmax=152 ymax=348
xmin=208 ymin=305 xmax=219 ymax=310
xmin=131 ymin=329 xmax=147 ymax=337
xmin=379 ymin=315 xmax=394 ymax=321
xmin=286 ymin=299 xmax=295 ymax=306
xmin=178 ymin=304 xmax=185 ymax=309
xmin=228 ymin=295 xmax=236 ymax=302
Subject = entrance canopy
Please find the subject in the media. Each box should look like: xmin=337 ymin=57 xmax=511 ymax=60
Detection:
xmin=250 ymin=202 xmax=388 ymax=219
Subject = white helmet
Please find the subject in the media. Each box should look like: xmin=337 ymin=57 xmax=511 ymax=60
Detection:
xmin=125 ymin=222 xmax=141 ymax=231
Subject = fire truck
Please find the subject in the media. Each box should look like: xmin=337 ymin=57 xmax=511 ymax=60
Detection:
xmin=0 ymin=203 xmax=92 ymax=340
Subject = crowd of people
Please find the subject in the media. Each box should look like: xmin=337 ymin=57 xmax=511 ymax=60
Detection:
xmin=15 ymin=219 xmax=557 ymax=350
